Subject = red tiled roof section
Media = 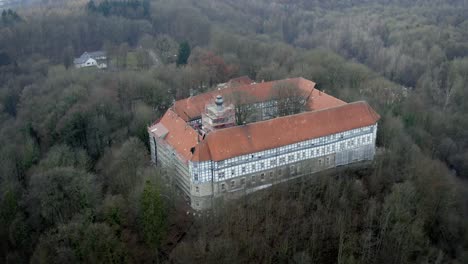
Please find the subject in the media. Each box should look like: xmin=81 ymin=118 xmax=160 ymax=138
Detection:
xmin=192 ymin=101 xmax=380 ymax=162
xmin=173 ymin=77 xmax=345 ymax=121
xmin=149 ymin=109 xmax=198 ymax=162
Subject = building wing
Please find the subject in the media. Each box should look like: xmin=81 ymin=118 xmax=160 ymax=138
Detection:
xmin=192 ymin=101 xmax=380 ymax=161
xmin=150 ymin=99 xmax=380 ymax=163
xmin=173 ymin=77 xmax=345 ymax=122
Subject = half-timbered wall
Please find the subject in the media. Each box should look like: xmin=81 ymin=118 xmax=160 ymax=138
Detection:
xmin=189 ymin=124 xmax=377 ymax=185
xmin=154 ymin=122 xmax=377 ymax=210
xmin=152 ymin=137 xmax=191 ymax=197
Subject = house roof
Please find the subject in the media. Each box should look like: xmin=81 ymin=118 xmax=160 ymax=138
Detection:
xmin=192 ymin=101 xmax=380 ymax=161
xmin=82 ymin=51 xmax=106 ymax=58
xmin=173 ymin=77 xmax=345 ymax=121
xmin=151 ymin=109 xmax=199 ymax=162
xmin=74 ymin=51 xmax=106 ymax=64
xmin=73 ymin=57 xmax=92 ymax=64
xmin=149 ymin=98 xmax=380 ymax=163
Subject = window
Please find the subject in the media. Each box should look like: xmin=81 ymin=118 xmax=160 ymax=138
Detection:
xmin=231 ymin=180 xmax=235 ymax=188
xmin=332 ymin=145 xmax=335 ymax=151
xmin=319 ymin=159 xmax=322 ymax=166
xmin=288 ymin=155 xmax=294 ymax=161
xmin=194 ymin=173 xmax=198 ymax=181
xmin=218 ymin=160 xmax=225 ymax=166
xmin=269 ymin=171 xmax=274 ymax=179
xmin=252 ymin=175 xmax=256 ymax=183
xmin=367 ymin=135 xmax=371 ymax=142
xmin=297 ymin=165 xmax=301 ymax=173
xmin=261 ymin=162 xmax=265 ymax=169
xmin=326 ymin=157 xmax=330 ymax=165
xmin=252 ymin=164 xmax=256 ymax=170
xmin=261 ymin=173 xmax=265 ymax=181
xmin=241 ymin=178 xmax=245 ymax=185
xmin=270 ymin=160 xmax=276 ymax=166
xmin=278 ymin=169 xmax=282 ymax=176
xmin=340 ymin=143 xmax=345 ymax=150
xmin=302 ymin=152 xmax=306 ymax=158
xmin=221 ymin=184 xmax=225 ymax=190
xmin=280 ymin=157 xmax=286 ymax=163
xmin=195 ymin=186 xmax=199 ymax=193
xmin=218 ymin=172 xmax=225 ymax=179
xmin=231 ymin=169 xmax=235 ymax=176
xmin=241 ymin=166 xmax=246 ymax=173
xmin=291 ymin=165 xmax=296 ymax=175
xmin=327 ymin=146 xmax=330 ymax=152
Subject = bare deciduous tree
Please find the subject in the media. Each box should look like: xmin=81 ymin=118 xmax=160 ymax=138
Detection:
xmin=225 ymin=90 xmax=256 ymax=125
xmin=271 ymin=81 xmax=309 ymax=117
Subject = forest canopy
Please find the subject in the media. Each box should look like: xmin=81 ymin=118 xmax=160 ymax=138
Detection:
xmin=0 ymin=0 xmax=467 ymax=263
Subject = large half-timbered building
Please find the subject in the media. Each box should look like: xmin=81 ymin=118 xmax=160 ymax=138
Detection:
xmin=148 ymin=77 xmax=380 ymax=210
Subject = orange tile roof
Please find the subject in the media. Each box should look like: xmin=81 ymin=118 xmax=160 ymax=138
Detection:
xmin=192 ymin=101 xmax=380 ymax=161
xmin=150 ymin=109 xmax=198 ymax=162
xmin=150 ymin=99 xmax=380 ymax=163
xmin=173 ymin=77 xmax=345 ymax=121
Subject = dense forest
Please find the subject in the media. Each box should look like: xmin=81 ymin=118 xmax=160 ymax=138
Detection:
xmin=1 ymin=0 xmax=468 ymax=263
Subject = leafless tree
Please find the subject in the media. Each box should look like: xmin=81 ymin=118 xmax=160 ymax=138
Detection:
xmin=271 ymin=81 xmax=309 ymax=117
xmin=225 ymin=90 xmax=256 ymax=125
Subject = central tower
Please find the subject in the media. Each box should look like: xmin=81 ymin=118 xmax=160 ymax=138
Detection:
xmin=202 ymin=95 xmax=235 ymax=133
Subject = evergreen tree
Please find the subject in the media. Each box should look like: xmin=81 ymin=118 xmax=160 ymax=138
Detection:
xmin=86 ymin=0 xmax=96 ymax=12
xmin=176 ymin=41 xmax=190 ymax=67
xmin=140 ymin=180 xmax=165 ymax=248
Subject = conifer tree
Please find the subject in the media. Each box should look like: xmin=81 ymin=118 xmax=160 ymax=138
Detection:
xmin=140 ymin=180 xmax=165 ymax=248
xmin=176 ymin=41 xmax=191 ymax=67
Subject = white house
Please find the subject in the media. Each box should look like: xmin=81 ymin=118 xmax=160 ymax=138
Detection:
xmin=73 ymin=51 xmax=107 ymax=69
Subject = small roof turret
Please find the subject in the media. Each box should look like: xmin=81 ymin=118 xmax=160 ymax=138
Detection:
xmin=215 ymin=95 xmax=224 ymax=106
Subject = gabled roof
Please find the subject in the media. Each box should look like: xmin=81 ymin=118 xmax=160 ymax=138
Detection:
xmin=151 ymin=109 xmax=199 ymax=162
xmin=173 ymin=77 xmax=345 ymax=121
xmin=73 ymin=57 xmax=96 ymax=64
xmin=192 ymin=101 xmax=380 ymax=161
xmin=82 ymin=51 xmax=106 ymax=58
xmin=150 ymin=98 xmax=380 ymax=163
xmin=74 ymin=51 xmax=106 ymax=64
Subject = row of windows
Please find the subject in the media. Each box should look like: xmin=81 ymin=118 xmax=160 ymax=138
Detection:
xmin=218 ymin=163 xmax=308 ymax=192
xmin=191 ymin=130 xmax=375 ymax=182
xmin=215 ymin=125 xmax=375 ymax=168
xmin=195 ymin=155 xmax=340 ymax=194
xmin=216 ymin=136 xmax=366 ymax=180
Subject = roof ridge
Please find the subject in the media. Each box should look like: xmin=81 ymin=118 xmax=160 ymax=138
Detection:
xmin=192 ymin=100 xmax=380 ymax=162
xmin=205 ymin=101 xmax=370 ymax=137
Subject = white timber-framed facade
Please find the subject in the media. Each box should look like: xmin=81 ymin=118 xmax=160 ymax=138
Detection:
xmin=148 ymin=77 xmax=380 ymax=210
